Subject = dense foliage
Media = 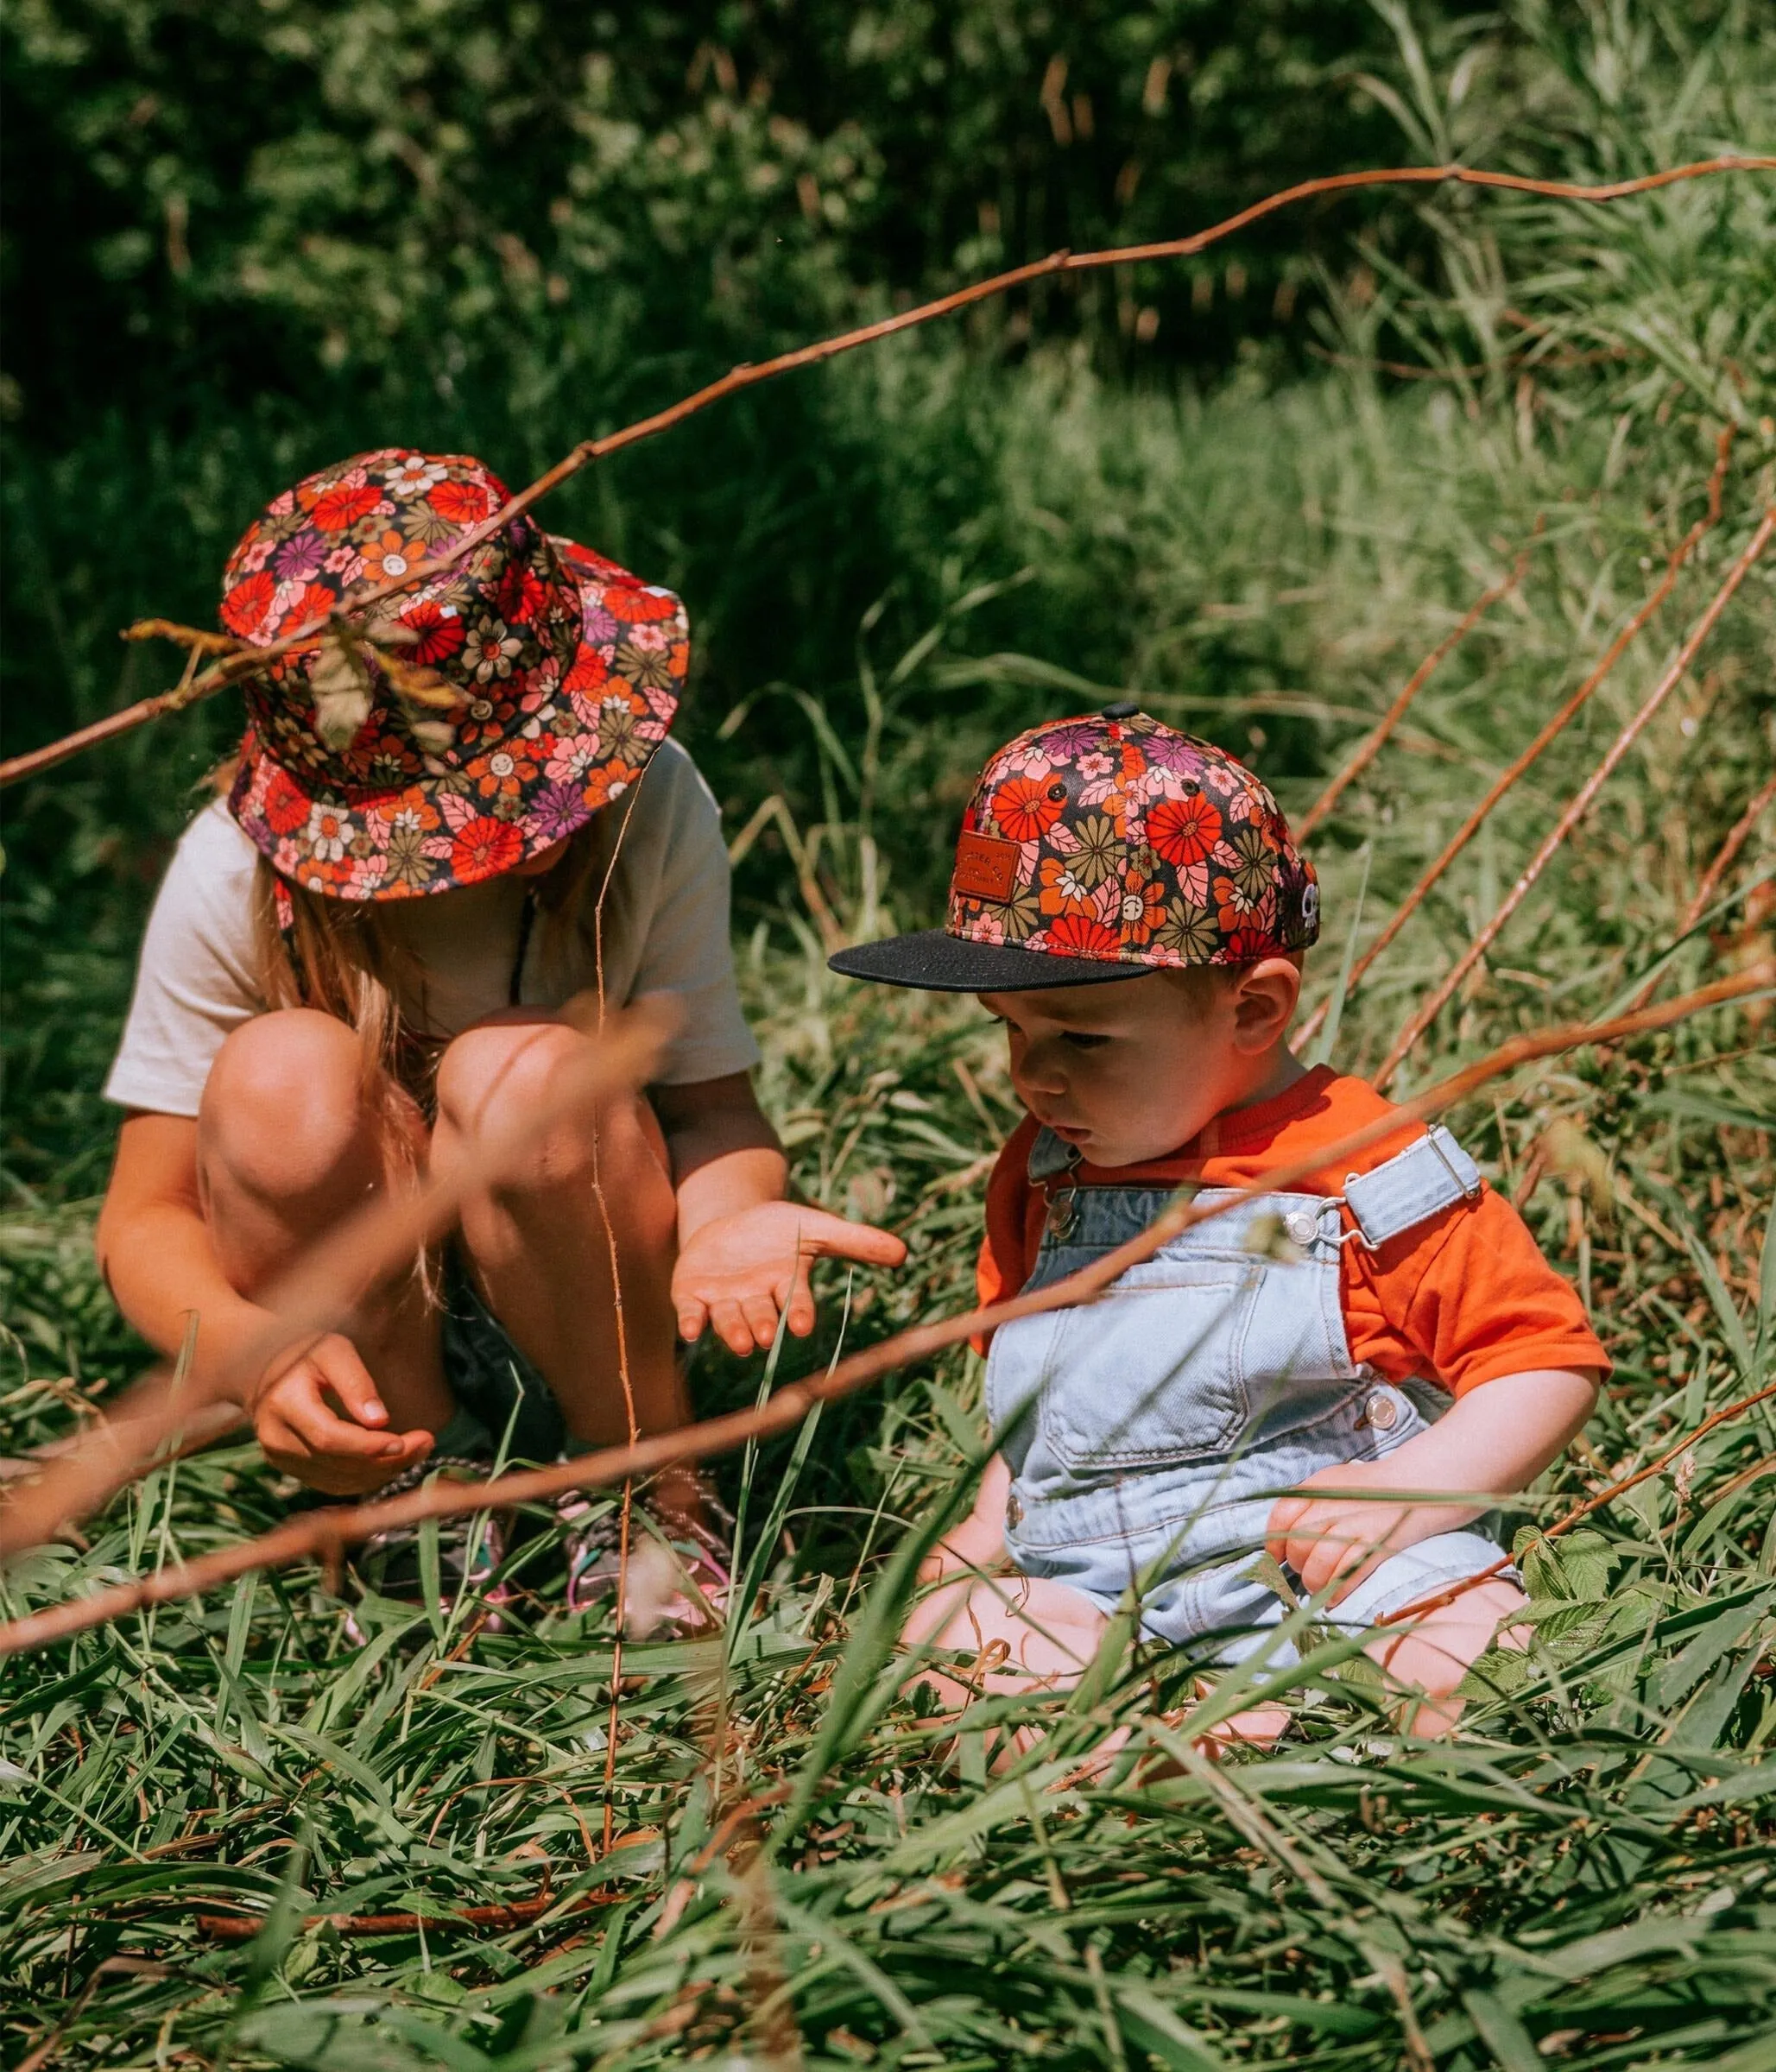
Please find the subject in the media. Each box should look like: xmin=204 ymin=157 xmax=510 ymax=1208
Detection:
xmin=2 ymin=2 xmax=1775 ymax=2067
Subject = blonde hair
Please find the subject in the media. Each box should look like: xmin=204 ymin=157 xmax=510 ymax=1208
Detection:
xmin=210 ymin=759 xmax=613 ymax=1121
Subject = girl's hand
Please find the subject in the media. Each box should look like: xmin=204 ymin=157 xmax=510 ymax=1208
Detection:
xmin=250 ymin=1334 xmax=433 ymax=1495
xmin=672 ymin=1201 xmax=907 ymax=1355
xmin=1265 ymin=1452 xmax=1479 ymax=1606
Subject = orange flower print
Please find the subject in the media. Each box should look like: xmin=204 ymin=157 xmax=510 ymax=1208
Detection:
xmin=311 ymin=482 xmax=382 ymax=533
xmin=1147 ymin=792 xmax=1221 ymax=868
xmin=261 ymin=765 xmax=311 ymax=836
xmin=1117 ymin=875 xmax=1167 ymax=944
xmin=359 ymin=529 xmax=420 ymax=583
xmin=1044 ymin=913 xmax=1122 ymax=959
xmin=991 ymin=772 xmax=1069 ymax=843
xmin=451 ymin=816 xmax=525 ymax=882
xmin=1036 ymin=854 xmax=1096 ymax=919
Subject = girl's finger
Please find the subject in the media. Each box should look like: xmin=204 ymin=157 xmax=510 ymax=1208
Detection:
xmin=675 ymin=1297 xmax=710 ymax=1343
xmin=706 ymin=1298 xmax=755 ymax=1357
xmin=782 ymin=1267 xmax=817 ymax=1338
xmin=310 ymin=1337 xmax=389 ymax=1427
xmin=800 ymin=1213 xmax=908 ymax=1267
xmin=280 ymin=1378 xmax=407 ymax=1458
xmin=740 ymin=1292 xmax=781 ymax=1349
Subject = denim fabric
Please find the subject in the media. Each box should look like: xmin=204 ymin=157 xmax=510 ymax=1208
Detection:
xmin=983 ymin=1129 xmax=1509 ymax=1656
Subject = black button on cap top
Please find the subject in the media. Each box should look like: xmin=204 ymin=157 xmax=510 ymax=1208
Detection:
xmin=1100 ymin=699 xmax=1140 ymax=719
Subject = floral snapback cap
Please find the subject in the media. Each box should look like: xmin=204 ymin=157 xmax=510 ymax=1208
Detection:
xmin=221 ymin=448 xmax=687 ymax=900
xmin=830 ymin=706 xmax=1319 ymax=991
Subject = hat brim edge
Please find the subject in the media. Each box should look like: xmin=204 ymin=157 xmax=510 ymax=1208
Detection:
xmin=827 ymin=930 xmax=1157 ymax=994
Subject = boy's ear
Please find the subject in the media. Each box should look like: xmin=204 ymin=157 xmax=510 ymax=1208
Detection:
xmin=1229 ymin=957 xmax=1303 ymax=1052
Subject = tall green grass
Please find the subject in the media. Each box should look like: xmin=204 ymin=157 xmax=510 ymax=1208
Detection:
xmin=3 ymin=5 xmax=1775 ymax=2066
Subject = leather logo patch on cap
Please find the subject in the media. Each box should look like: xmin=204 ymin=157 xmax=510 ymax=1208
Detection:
xmin=951 ymin=830 xmax=1021 ymax=904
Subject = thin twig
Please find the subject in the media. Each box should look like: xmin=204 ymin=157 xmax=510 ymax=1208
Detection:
xmin=1296 ymin=427 xmax=1736 ymax=1051
xmin=1294 ymin=534 xmax=1538 ymax=841
xmin=1374 ymin=506 xmax=1774 ymax=1088
xmin=2 ymin=157 xmax=1769 ymax=792
xmin=2 ymin=962 xmax=1766 ymax=1657
xmin=1619 ymin=768 xmax=1776 ymax=1017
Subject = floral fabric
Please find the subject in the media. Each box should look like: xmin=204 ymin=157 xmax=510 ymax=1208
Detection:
xmin=222 ymin=448 xmax=686 ymax=900
xmin=948 ymin=711 xmax=1319 ymax=967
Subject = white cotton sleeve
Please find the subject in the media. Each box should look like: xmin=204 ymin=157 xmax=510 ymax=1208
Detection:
xmin=102 ymin=800 xmax=268 ymax=1117
xmin=610 ymin=742 xmax=762 ymax=1087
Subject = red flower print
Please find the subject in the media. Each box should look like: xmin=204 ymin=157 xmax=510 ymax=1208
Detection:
xmin=565 ymin=643 xmax=610 ymax=696
xmin=1044 ymin=913 xmax=1122 ymax=959
xmin=604 ymin=584 xmax=679 ymax=624
xmin=496 ymin=559 xmax=549 ymax=625
xmin=1223 ymin=924 xmax=1274 ymax=962
xmin=991 ymin=773 xmax=1069 ymax=843
xmin=430 ymin=477 xmax=492 ymax=527
xmin=311 ymin=483 xmax=382 ymax=534
xmin=262 ymin=766 xmax=311 ymax=836
xmin=222 ymin=570 xmax=275 ymax=638
xmin=290 ymin=581 xmax=338 ymax=631
xmin=1147 ymin=792 xmax=1221 ymax=868
xmin=401 ymin=601 xmax=465 ymax=666
xmin=450 ymin=815 xmax=525 ymax=882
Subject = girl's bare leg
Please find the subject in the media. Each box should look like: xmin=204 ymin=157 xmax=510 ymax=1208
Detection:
xmin=432 ymin=1016 xmax=685 ymax=1465
xmin=196 ymin=1008 xmax=452 ymax=1436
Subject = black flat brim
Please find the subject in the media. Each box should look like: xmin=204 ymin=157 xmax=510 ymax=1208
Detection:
xmin=827 ymin=929 xmax=1152 ymax=994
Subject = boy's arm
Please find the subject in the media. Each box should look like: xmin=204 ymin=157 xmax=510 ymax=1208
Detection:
xmin=1266 ymin=1366 xmax=1600 ymax=1603
xmin=655 ymin=1073 xmax=907 ymax=1355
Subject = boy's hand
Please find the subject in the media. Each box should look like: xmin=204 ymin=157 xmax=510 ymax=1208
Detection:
xmin=672 ymin=1201 xmax=907 ymax=1355
xmin=250 ymin=1333 xmax=433 ymax=1495
xmin=1265 ymin=1452 xmax=1481 ymax=1606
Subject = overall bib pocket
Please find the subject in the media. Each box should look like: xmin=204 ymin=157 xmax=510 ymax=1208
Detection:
xmin=1032 ymin=1252 xmax=1259 ymax=1469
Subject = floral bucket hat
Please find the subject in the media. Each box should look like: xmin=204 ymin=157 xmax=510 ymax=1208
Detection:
xmin=829 ymin=704 xmax=1319 ymax=990
xmin=220 ymin=448 xmax=687 ymax=900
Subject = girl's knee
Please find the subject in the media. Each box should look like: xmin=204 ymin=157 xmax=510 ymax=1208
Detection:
xmin=199 ymin=1009 xmax=369 ymax=1198
xmin=436 ymin=1019 xmax=667 ymax=1192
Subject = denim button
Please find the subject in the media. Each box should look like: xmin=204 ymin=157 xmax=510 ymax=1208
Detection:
xmin=1046 ymin=1189 xmax=1078 ymax=1240
xmin=1284 ymin=1208 xmax=1318 ymax=1248
xmin=1006 ymin=1491 xmax=1025 ymax=1529
xmin=1363 ymin=1388 xmax=1398 ymax=1431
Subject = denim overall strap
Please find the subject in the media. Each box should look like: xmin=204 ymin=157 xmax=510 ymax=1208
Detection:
xmin=1342 ymin=1124 xmax=1482 ymax=1248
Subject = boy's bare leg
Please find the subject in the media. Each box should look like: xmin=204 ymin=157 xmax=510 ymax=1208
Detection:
xmin=197 ymin=1008 xmax=452 ymax=1442
xmin=432 ymin=1017 xmax=692 ymax=1501
xmin=1363 ymin=1576 xmax=1531 ymax=1734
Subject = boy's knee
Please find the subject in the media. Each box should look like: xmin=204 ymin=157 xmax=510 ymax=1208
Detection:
xmin=199 ymin=1009 xmax=369 ymax=1198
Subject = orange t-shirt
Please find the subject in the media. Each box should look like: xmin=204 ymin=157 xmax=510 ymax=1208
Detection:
xmin=975 ymin=1065 xmax=1608 ymax=1397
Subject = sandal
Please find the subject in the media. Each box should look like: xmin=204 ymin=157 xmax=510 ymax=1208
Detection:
xmin=346 ymin=1454 xmax=512 ymax=1634
xmin=555 ymin=1484 xmax=732 ymax=1637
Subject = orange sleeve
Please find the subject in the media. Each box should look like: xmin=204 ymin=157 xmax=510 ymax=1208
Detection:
xmin=972 ymin=1118 xmax=1042 ymax=1353
xmin=1354 ymin=1183 xmax=1609 ymax=1396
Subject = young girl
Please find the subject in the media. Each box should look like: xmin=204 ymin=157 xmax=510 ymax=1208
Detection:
xmin=831 ymin=709 xmax=1604 ymax=1739
xmin=96 ymin=447 xmax=903 ymax=1621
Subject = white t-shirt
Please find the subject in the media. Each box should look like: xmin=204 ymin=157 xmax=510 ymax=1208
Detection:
xmin=104 ymin=739 xmax=761 ymax=1116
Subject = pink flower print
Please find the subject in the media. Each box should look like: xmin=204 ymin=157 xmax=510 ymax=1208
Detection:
xmin=1075 ymin=751 xmax=1114 ymax=780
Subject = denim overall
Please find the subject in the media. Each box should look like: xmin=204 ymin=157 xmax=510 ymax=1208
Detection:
xmin=983 ymin=1122 xmax=1511 ymax=1658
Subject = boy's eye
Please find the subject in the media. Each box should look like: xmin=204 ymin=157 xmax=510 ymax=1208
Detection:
xmin=1061 ymin=1032 xmax=1109 ymax=1051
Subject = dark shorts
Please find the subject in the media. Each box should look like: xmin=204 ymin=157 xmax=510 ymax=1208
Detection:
xmin=438 ymin=1248 xmax=567 ymax=1465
